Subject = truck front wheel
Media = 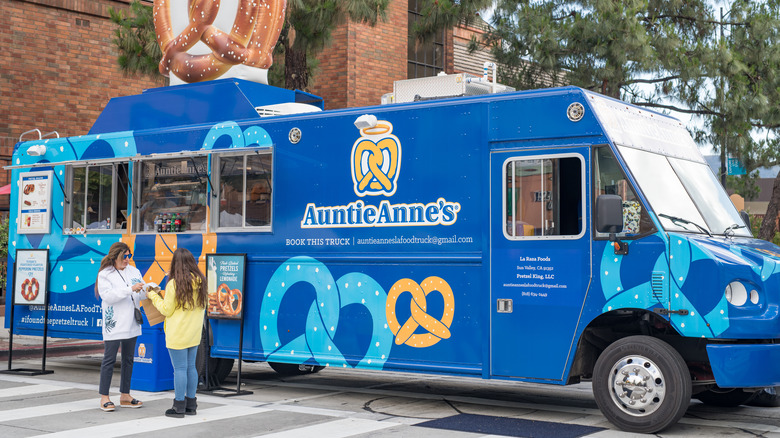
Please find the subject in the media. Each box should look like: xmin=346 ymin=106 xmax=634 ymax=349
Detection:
xmin=593 ymin=336 xmax=691 ymax=434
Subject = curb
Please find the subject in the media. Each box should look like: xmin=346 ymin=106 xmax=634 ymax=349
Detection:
xmin=0 ymin=342 xmax=104 ymax=361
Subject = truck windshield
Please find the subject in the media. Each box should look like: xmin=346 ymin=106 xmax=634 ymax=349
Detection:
xmin=618 ymin=146 xmax=750 ymax=237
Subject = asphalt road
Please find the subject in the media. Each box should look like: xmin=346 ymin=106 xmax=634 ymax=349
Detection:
xmin=2 ymin=354 xmax=780 ymax=437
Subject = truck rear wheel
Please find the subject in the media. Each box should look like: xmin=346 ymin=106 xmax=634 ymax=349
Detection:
xmin=196 ymin=327 xmax=235 ymax=386
xmin=592 ymin=336 xmax=691 ymax=434
xmin=695 ymin=386 xmax=757 ymax=407
xmin=268 ymin=362 xmax=325 ymax=376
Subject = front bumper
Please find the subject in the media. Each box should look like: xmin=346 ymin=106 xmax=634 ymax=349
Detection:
xmin=707 ymin=343 xmax=780 ymax=388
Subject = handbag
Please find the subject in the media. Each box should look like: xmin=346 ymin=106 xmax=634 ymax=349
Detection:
xmin=134 ymin=307 xmax=144 ymax=325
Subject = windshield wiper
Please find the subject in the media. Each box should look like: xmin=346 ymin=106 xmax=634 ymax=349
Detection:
xmin=723 ymin=223 xmax=746 ymax=237
xmin=658 ymin=213 xmax=712 ymax=237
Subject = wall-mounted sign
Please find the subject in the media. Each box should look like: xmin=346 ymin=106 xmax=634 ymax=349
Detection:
xmin=18 ymin=171 xmax=53 ymax=234
xmin=206 ymin=254 xmax=246 ymax=320
xmin=14 ymin=249 xmax=49 ymax=306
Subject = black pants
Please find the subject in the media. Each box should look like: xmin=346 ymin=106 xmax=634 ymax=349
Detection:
xmin=99 ymin=337 xmax=137 ymax=396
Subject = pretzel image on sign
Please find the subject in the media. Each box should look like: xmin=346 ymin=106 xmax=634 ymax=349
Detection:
xmin=154 ymin=0 xmax=286 ymax=84
xmin=386 ymin=276 xmax=454 ymax=348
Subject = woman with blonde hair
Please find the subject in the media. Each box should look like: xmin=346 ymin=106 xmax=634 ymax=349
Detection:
xmin=147 ymin=247 xmax=207 ymax=417
xmin=96 ymin=241 xmax=146 ymax=411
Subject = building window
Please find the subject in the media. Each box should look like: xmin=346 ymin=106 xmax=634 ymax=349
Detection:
xmin=66 ymin=163 xmax=129 ymax=231
xmin=408 ymin=0 xmax=445 ymax=78
xmin=135 ymin=157 xmax=208 ymax=233
xmin=504 ymin=155 xmax=584 ymax=239
xmin=214 ymin=152 xmax=272 ymax=230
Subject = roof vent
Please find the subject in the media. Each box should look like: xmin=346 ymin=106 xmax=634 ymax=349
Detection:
xmin=255 ymin=102 xmax=323 ymax=118
xmin=384 ymin=71 xmax=514 ymax=104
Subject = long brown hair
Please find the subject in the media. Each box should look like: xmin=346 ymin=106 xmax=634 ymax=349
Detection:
xmin=168 ymin=248 xmax=207 ymax=310
xmin=95 ymin=242 xmax=131 ymax=299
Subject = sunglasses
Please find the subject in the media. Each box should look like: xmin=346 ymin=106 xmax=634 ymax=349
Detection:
xmin=123 ymin=253 xmax=133 ymax=260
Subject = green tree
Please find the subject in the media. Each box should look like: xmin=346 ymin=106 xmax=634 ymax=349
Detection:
xmin=109 ymin=0 xmax=164 ymax=81
xmin=280 ymin=0 xmax=389 ymax=90
xmin=485 ymin=0 xmax=780 ymax=240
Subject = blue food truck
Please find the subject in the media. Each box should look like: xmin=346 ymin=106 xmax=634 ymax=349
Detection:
xmin=6 ymin=77 xmax=780 ymax=433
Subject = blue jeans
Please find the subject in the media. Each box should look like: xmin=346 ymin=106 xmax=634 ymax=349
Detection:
xmin=168 ymin=346 xmax=198 ymax=401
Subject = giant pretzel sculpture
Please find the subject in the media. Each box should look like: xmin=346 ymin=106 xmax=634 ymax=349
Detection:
xmin=154 ymin=0 xmax=287 ymax=82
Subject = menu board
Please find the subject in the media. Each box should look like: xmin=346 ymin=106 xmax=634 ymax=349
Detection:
xmin=18 ymin=171 xmax=53 ymax=234
xmin=206 ymin=254 xmax=246 ymax=320
xmin=14 ymin=249 xmax=49 ymax=306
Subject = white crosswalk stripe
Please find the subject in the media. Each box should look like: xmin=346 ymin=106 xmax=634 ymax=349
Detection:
xmin=0 ymin=384 xmax=69 ymax=399
xmin=0 ymin=393 xmax=170 ymax=423
xmin=255 ymin=418 xmax=399 ymax=438
xmin=27 ymin=405 xmax=269 ymax=437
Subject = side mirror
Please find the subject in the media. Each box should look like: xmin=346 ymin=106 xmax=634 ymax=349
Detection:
xmin=596 ymin=194 xmax=624 ymax=234
xmin=740 ymin=210 xmax=751 ymax=231
xmin=597 ymin=194 xmax=628 ymax=255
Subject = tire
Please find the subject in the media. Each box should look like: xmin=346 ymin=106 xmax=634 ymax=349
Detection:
xmin=196 ymin=327 xmax=235 ymax=386
xmin=747 ymin=387 xmax=780 ymax=408
xmin=592 ymin=336 xmax=692 ymax=434
xmin=268 ymin=362 xmax=325 ymax=376
xmin=695 ymin=386 xmax=758 ymax=407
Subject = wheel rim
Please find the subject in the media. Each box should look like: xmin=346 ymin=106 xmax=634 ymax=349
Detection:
xmin=608 ymin=354 xmax=667 ymax=417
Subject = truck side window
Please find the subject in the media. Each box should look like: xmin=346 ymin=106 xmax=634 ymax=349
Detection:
xmin=593 ymin=146 xmax=654 ymax=237
xmin=504 ymin=155 xmax=584 ymax=238
xmin=135 ymin=157 xmax=208 ymax=233
xmin=65 ymin=163 xmax=129 ymax=232
xmin=214 ymin=151 xmax=272 ymax=230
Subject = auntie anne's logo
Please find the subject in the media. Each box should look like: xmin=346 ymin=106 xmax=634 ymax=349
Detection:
xmin=351 ymin=121 xmax=401 ymax=197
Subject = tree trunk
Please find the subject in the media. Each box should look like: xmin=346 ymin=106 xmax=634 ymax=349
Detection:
xmin=284 ymin=44 xmax=309 ymax=91
xmin=758 ymin=170 xmax=780 ymax=241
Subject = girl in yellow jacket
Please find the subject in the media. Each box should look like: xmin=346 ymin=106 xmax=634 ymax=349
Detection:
xmin=147 ymin=248 xmax=206 ymax=418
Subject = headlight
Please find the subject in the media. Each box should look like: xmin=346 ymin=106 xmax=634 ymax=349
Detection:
xmin=725 ymin=282 xmax=748 ymax=306
xmin=750 ymin=289 xmax=760 ymax=305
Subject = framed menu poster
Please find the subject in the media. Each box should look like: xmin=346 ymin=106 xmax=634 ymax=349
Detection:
xmin=18 ymin=171 xmax=53 ymax=234
xmin=206 ymin=254 xmax=246 ymax=320
xmin=13 ymin=249 xmax=49 ymax=306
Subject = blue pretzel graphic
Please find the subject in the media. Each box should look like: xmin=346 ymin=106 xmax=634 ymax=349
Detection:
xmin=260 ymin=256 xmax=393 ymax=369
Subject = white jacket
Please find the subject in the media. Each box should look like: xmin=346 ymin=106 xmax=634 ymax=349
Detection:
xmin=97 ymin=265 xmax=146 ymax=341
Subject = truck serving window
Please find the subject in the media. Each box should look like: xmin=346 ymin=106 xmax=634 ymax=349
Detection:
xmin=65 ymin=163 xmax=129 ymax=232
xmin=504 ymin=154 xmax=584 ymax=239
xmin=214 ymin=151 xmax=272 ymax=230
xmin=593 ymin=146 xmax=654 ymax=238
xmin=135 ymin=157 xmax=208 ymax=233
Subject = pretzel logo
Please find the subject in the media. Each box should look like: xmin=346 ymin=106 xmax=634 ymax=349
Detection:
xmin=154 ymin=0 xmax=286 ymax=82
xmin=386 ymin=277 xmax=454 ymax=348
xmin=351 ymin=121 xmax=401 ymax=197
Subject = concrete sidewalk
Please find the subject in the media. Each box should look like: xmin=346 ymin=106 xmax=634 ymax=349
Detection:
xmin=0 ymin=313 xmax=104 ymax=362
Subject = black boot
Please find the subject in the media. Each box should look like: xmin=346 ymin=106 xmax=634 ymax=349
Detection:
xmin=185 ymin=397 xmax=197 ymax=415
xmin=165 ymin=399 xmax=186 ymax=418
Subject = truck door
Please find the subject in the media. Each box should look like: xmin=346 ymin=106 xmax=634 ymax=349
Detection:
xmin=490 ymin=148 xmax=591 ymax=381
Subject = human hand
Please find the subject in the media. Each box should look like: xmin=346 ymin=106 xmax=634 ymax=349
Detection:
xmin=144 ymin=282 xmax=160 ymax=292
xmin=132 ymin=283 xmax=144 ymax=292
